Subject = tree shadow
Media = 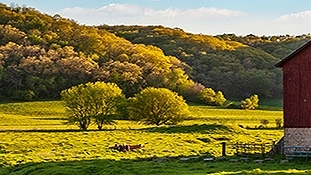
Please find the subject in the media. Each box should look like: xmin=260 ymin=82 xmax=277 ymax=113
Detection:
xmin=140 ymin=124 xmax=231 ymax=134
xmin=31 ymin=117 xmax=65 ymax=120
xmin=0 ymin=129 xmax=117 ymax=133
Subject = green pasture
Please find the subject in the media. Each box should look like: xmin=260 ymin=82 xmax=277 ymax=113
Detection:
xmin=0 ymin=100 xmax=310 ymax=175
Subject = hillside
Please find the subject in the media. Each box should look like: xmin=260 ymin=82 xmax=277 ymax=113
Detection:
xmin=0 ymin=3 xmax=310 ymax=101
xmin=0 ymin=4 xmax=194 ymax=100
xmin=101 ymin=25 xmax=311 ymax=99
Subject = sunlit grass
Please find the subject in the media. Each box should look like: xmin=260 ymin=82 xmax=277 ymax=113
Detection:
xmin=1 ymin=100 xmax=304 ymax=175
xmin=188 ymin=105 xmax=283 ymax=128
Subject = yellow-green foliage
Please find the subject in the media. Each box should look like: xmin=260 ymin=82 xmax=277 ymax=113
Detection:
xmin=61 ymin=82 xmax=125 ymax=130
xmin=241 ymin=94 xmax=259 ymax=110
xmin=0 ymin=101 xmax=283 ymax=167
xmin=129 ymin=87 xmax=190 ymax=126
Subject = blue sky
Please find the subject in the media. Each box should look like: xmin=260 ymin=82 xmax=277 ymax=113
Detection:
xmin=1 ymin=0 xmax=311 ymax=36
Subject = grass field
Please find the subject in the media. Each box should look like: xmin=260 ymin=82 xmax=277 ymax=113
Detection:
xmin=0 ymin=100 xmax=310 ymax=175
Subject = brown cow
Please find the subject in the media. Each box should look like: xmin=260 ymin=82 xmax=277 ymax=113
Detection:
xmin=110 ymin=144 xmax=144 ymax=152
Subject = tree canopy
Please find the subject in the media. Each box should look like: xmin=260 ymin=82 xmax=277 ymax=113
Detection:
xmin=129 ymin=87 xmax=190 ymax=126
xmin=60 ymin=82 xmax=124 ymax=130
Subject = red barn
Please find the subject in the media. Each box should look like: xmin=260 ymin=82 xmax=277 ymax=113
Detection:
xmin=276 ymin=40 xmax=311 ymax=147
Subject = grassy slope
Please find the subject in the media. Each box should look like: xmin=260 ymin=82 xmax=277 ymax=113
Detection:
xmin=0 ymin=100 xmax=309 ymax=175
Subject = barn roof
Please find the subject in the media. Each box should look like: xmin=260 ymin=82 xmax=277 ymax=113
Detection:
xmin=275 ymin=39 xmax=311 ymax=67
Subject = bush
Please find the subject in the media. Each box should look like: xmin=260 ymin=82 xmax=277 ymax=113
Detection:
xmin=214 ymin=91 xmax=226 ymax=106
xmin=241 ymin=94 xmax=259 ymax=110
xmin=199 ymin=88 xmax=226 ymax=106
xmin=275 ymin=118 xmax=282 ymax=128
xmin=260 ymin=119 xmax=269 ymax=128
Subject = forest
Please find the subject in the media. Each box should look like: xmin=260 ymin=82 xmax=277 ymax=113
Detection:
xmin=0 ymin=3 xmax=310 ymax=101
xmin=101 ymin=25 xmax=311 ymax=99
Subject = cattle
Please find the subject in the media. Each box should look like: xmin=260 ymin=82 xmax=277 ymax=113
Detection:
xmin=110 ymin=144 xmax=144 ymax=152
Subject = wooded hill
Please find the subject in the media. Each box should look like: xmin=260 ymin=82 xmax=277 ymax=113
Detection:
xmin=0 ymin=4 xmax=310 ymax=101
xmin=101 ymin=25 xmax=311 ymax=99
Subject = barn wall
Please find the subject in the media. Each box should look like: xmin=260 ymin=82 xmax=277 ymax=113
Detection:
xmin=283 ymin=70 xmax=299 ymax=127
xmin=282 ymin=46 xmax=311 ymax=71
xmin=284 ymin=128 xmax=311 ymax=146
xmin=300 ymin=71 xmax=311 ymax=126
xmin=282 ymin=44 xmax=311 ymax=128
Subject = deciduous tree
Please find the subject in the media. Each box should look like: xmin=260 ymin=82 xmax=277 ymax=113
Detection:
xmin=129 ymin=87 xmax=189 ymax=126
xmin=60 ymin=82 xmax=124 ymax=130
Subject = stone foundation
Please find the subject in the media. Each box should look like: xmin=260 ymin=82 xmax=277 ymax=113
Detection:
xmin=284 ymin=128 xmax=311 ymax=146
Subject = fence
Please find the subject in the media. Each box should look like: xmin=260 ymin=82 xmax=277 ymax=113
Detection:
xmin=221 ymin=142 xmax=276 ymax=157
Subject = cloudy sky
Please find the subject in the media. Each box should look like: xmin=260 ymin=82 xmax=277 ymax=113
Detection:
xmin=1 ymin=0 xmax=311 ymax=36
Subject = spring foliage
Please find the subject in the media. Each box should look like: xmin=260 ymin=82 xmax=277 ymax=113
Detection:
xmin=241 ymin=94 xmax=259 ymax=110
xmin=0 ymin=5 xmax=194 ymax=100
xmin=60 ymin=82 xmax=125 ymax=130
xmin=199 ymin=88 xmax=226 ymax=106
xmin=129 ymin=87 xmax=190 ymax=126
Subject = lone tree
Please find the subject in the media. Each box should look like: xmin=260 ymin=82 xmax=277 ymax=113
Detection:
xmin=60 ymin=82 xmax=125 ymax=130
xmin=129 ymin=87 xmax=190 ymax=126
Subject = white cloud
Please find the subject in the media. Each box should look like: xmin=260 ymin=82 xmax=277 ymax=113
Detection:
xmin=275 ymin=10 xmax=311 ymax=22
xmin=97 ymin=4 xmax=143 ymax=17
xmin=267 ymin=10 xmax=311 ymax=35
xmin=59 ymin=4 xmax=247 ymax=30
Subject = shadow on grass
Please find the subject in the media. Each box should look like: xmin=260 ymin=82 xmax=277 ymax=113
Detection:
xmin=31 ymin=118 xmax=66 ymax=120
xmin=246 ymin=127 xmax=284 ymax=131
xmin=0 ymin=129 xmax=116 ymax=133
xmin=0 ymin=124 xmax=231 ymax=134
xmin=140 ymin=124 xmax=231 ymax=134
xmin=2 ymin=155 xmax=311 ymax=175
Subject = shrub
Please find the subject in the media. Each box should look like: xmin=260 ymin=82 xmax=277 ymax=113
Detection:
xmin=199 ymin=88 xmax=226 ymax=106
xmin=199 ymin=88 xmax=216 ymax=104
xmin=260 ymin=119 xmax=269 ymax=128
xmin=275 ymin=118 xmax=282 ymax=128
xmin=241 ymin=94 xmax=259 ymax=110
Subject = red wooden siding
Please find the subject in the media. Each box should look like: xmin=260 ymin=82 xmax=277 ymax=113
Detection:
xmin=281 ymin=42 xmax=311 ymax=128
xmin=300 ymin=71 xmax=311 ymax=126
xmin=283 ymin=70 xmax=299 ymax=127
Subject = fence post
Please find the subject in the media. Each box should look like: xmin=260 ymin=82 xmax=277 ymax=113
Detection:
xmin=221 ymin=142 xmax=226 ymax=157
xmin=272 ymin=141 xmax=276 ymax=154
xmin=261 ymin=143 xmax=265 ymax=157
